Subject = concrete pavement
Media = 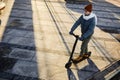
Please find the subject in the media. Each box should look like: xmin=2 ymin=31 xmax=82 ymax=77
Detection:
xmin=0 ymin=0 xmax=119 ymax=80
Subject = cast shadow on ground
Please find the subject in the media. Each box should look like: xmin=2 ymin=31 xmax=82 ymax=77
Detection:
xmin=65 ymin=0 xmax=120 ymax=34
xmin=67 ymin=58 xmax=101 ymax=80
xmin=0 ymin=0 xmax=40 ymax=79
xmin=67 ymin=59 xmax=120 ymax=80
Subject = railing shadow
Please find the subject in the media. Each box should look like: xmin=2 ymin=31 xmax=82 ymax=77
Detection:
xmin=89 ymin=60 xmax=120 ymax=80
xmin=65 ymin=0 xmax=120 ymax=34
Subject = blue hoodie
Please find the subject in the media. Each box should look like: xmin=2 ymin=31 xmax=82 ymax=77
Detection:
xmin=70 ymin=12 xmax=97 ymax=40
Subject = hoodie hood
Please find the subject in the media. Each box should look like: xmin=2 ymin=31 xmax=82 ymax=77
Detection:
xmin=83 ymin=12 xmax=97 ymax=25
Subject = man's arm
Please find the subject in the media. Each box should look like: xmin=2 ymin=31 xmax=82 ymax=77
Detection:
xmin=69 ymin=16 xmax=82 ymax=34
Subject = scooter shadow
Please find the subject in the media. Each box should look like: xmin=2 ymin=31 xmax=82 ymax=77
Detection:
xmin=67 ymin=58 xmax=100 ymax=80
xmin=67 ymin=68 xmax=77 ymax=80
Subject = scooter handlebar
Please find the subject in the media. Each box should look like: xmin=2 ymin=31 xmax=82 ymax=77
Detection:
xmin=72 ymin=33 xmax=79 ymax=38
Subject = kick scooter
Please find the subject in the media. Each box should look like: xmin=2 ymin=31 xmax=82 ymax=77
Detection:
xmin=65 ymin=34 xmax=91 ymax=68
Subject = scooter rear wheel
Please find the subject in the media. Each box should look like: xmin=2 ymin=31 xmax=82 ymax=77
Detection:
xmin=65 ymin=62 xmax=72 ymax=68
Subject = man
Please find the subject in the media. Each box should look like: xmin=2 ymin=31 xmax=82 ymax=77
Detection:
xmin=69 ymin=4 xmax=97 ymax=62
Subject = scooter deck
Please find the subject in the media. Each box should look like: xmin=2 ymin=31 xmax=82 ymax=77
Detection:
xmin=72 ymin=52 xmax=91 ymax=64
xmin=72 ymin=56 xmax=90 ymax=64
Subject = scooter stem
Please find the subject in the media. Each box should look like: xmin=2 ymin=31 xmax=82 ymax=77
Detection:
xmin=72 ymin=33 xmax=79 ymax=38
xmin=68 ymin=34 xmax=79 ymax=62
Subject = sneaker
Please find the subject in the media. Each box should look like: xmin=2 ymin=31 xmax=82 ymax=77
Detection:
xmin=72 ymin=55 xmax=83 ymax=63
xmin=83 ymin=52 xmax=91 ymax=58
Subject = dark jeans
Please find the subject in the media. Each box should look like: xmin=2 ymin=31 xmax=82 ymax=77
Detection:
xmin=80 ymin=35 xmax=92 ymax=56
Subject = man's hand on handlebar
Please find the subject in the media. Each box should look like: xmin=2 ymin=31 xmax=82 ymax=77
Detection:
xmin=69 ymin=31 xmax=73 ymax=35
xmin=78 ymin=37 xmax=84 ymax=41
xmin=69 ymin=32 xmax=79 ymax=38
xmin=69 ymin=31 xmax=84 ymax=41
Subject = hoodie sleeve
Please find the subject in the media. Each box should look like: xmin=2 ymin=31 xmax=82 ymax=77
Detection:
xmin=95 ymin=15 xmax=97 ymax=25
xmin=81 ymin=17 xmax=95 ymax=39
xmin=70 ymin=16 xmax=82 ymax=33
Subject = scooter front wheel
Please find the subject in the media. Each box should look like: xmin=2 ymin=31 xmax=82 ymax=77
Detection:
xmin=65 ymin=62 xmax=72 ymax=68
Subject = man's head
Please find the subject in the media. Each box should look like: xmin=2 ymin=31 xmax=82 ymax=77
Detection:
xmin=84 ymin=4 xmax=92 ymax=16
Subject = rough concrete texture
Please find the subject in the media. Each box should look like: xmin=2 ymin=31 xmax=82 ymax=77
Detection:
xmin=0 ymin=0 xmax=119 ymax=80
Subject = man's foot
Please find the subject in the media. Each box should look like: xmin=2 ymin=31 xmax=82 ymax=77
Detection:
xmin=83 ymin=52 xmax=91 ymax=58
xmin=72 ymin=55 xmax=83 ymax=63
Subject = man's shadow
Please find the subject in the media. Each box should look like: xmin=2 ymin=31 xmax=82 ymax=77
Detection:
xmin=67 ymin=58 xmax=102 ymax=80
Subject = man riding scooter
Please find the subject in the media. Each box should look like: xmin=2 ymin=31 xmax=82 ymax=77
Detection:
xmin=69 ymin=4 xmax=97 ymax=63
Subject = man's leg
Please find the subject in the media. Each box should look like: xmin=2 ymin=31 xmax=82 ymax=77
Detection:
xmin=80 ymin=35 xmax=91 ymax=56
xmin=73 ymin=36 xmax=92 ymax=62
